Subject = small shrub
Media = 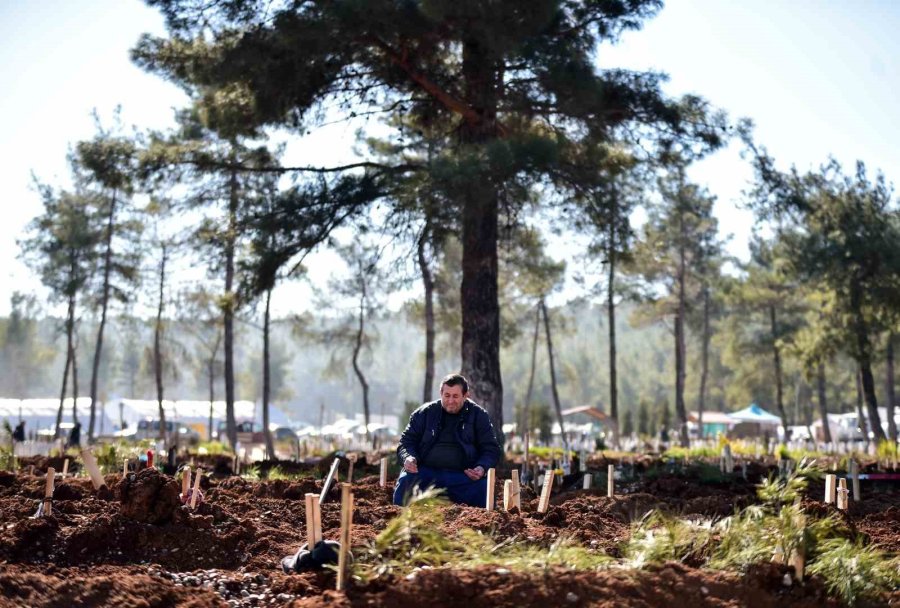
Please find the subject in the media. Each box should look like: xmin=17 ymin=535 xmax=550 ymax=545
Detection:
xmin=808 ymin=538 xmax=900 ymax=606
xmin=623 ymin=510 xmax=713 ymax=568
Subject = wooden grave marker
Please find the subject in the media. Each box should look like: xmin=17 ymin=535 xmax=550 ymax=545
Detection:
xmin=304 ymin=493 xmax=323 ymax=550
xmin=80 ymin=449 xmax=106 ymax=490
xmin=607 ymin=464 xmax=615 ymax=498
xmin=335 ymin=483 xmax=354 ymax=591
xmin=485 ymin=468 xmax=496 ymax=511
xmin=379 ymin=457 xmax=388 ymax=488
xmin=537 ymin=470 xmax=554 ymax=513
xmin=42 ymin=467 xmax=55 ymax=516
xmin=189 ymin=470 xmax=203 ymax=509
xmin=510 ymin=469 xmax=521 ymax=510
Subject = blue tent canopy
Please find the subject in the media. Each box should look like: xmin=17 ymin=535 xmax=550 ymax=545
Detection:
xmin=730 ymin=403 xmax=782 ymax=424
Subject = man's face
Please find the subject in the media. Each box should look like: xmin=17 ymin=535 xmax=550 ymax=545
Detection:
xmin=440 ymin=383 xmax=467 ymax=414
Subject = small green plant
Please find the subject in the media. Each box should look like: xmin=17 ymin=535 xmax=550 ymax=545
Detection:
xmin=876 ymin=439 xmax=898 ymax=461
xmin=808 ymin=538 xmax=900 ymax=606
xmin=457 ymin=531 xmax=612 ymax=573
xmin=241 ymin=464 xmax=262 ymax=481
xmin=623 ymin=510 xmax=713 ymax=568
xmin=756 ymin=458 xmax=819 ymax=506
xmin=266 ymin=465 xmax=303 ymax=481
xmin=198 ymin=441 xmax=231 ymax=456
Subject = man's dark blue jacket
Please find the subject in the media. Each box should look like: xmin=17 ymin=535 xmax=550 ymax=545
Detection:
xmin=397 ymin=399 xmax=501 ymax=471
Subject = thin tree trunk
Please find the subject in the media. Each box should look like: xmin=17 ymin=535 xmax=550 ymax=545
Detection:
xmin=262 ymin=287 xmax=275 ymax=459
xmin=154 ymin=244 xmax=167 ymax=444
xmin=697 ymin=285 xmax=711 ymax=440
xmin=851 ymin=286 xmax=886 ymax=442
xmin=89 ymin=190 xmax=117 ymax=444
xmin=817 ymin=363 xmax=832 ymax=444
xmin=459 ymin=38 xmax=503 ymax=446
xmin=224 ymin=165 xmax=238 ymax=450
xmin=522 ymin=304 xmax=540 ymax=479
xmin=769 ymin=304 xmax=789 ymax=443
xmin=351 ymin=288 xmax=371 ymax=443
xmin=856 ymin=366 xmax=869 ymax=442
xmin=71 ymin=331 xmax=79 ymax=423
xmin=674 ymin=213 xmax=689 ymax=447
xmin=418 ymin=224 xmax=435 ymax=403
xmin=55 ymin=294 xmax=75 ymax=439
xmin=207 ymin=332 xmax=221 ymax=442
xmin=607 ymin=214 xmax=619 ymax=448
xmin=541 ymin=298 xmax=567 ymax=453
xmin=886 ymin=332 xmax=897 ymax=442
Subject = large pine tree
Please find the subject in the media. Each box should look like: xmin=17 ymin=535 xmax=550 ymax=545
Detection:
xmin=134 ymin=0 xmax=723 ymax=437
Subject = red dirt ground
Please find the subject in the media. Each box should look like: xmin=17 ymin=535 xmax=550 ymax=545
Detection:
xmin=0 ymin=459 xmax=897 ymax=607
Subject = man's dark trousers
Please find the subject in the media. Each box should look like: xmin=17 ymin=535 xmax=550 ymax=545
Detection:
xmin=393 ymin=465 xmax=487 ymax=507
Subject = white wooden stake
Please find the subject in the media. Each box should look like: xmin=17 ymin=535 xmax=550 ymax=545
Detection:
xmin=503 ymin=479 xmax=513 ymax=511
xmin=824 ymin=474 xmax=836 ymax=504
xmin=850 ymin=460 xmax=860 ymax=501
xmin=181 ymin=466 xmax=191 ymax=500
xmin=80 ymin=449 xmax=105 ymax=490
xmin=537 ymin=470 xmax=554 ymax=513
xmin=485 ymin=468 xmax=496 ymax=511
xmin=189 ymin=470 xmax=203 ymax=509
xmin=122 ymin=459 xmax=128 ymax=479
xmin=837 ymin=478 xmax=849 ymax=510
xmin=582 ymin=473 xmax=591 ymax=490
xmin=43 ymin=467 xmax=55 ymax=517
xmin=379 ymin=457 xmax=388 ymax=488
xmin=510 ymin=469 xmax=521 ymax=510
xmin=347 ymin=454 xmax=357 ymax=484
xmin=62 ymin=459 xmax=69 ymax=478
xmin=305 ymin=493 xmax=323 ymax=549
xmin=336 ymin=483 xmax=354 ymax=591
xmin=607 ymin=464 xmax=615 ymax=498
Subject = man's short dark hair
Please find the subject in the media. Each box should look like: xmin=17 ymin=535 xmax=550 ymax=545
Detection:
xmin=440 ymin=373 xmax=469 ymax=394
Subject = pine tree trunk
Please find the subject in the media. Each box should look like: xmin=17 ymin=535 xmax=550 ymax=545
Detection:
xmin=154 ymin=244 xmax=167 ymax=444
xmin=856 ymin=367 xmax=869 ymax=442
xmin=89 ymin=191 xmax=117 ymax=444
xmin=674 ymin=214 xmax=689 ymax=447
xmin=541 ymin=298 xmax=567 ymax=452
xmin=697 ymin=285 xmax=711 ymax=439
xmin=262 ymin=287 xmax=275 ymax=459
xmin=459 ymin=37 xmax=503 ymax=445
xmin=607 ymin=215 xmax=619 ymax=448
xmin=817 ymin=362 xmax=832 ymax=444
xmin=886 ymin=333 xmax=897 ymax=442
xmin=769 ymin=305 xmax=789 ymax=442
xmin=351 ymin=288 xmax=371 ymax=443
xmin=71 ymin=330 xmax=79 ymax=423
xmin=224 ymin=166 xmax=238 ymax=450
xmin=55 ymin=294 xmax=75 ymax=440
xmin=418 ymin=224 xmax=435 ymax=403
xmin=208 ymin=332 xmax=220 ymax=442
xmin=851 ymin=285 xmax=886 ymax=442
xmin=522 ymin=304 xmax=540 ymax=478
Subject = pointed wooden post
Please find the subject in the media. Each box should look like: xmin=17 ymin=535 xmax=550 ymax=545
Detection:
xmin=336 ymin=483 xmax=354 ymax=591
xmin=62 ymin=459 xmax=69 ymax=478
xmin=80 ymin=449 xmax=106 ymax=490
xmin=43 ymin=467 xmax=55 ymax=516
xmin=189 ymin=470 xmax=203 ymax=509
xmin=379 ymin=457 xmax=388 ymax=488
xmin=607 ymin=464 xmax=615 ymax=498
xmin=850 ymin=460 xmax=860 ymax=501
xmin=181 ymin=466 xmax=192 ymax=500
xmin=510 ymin=469 xmax=521 ymax=510
xmin=837 ymin=478 xmax=849 ymax=510
xmin=347 ymin=454 xmax=357 ymax=484
xmin=485 ymin=468 xmax=496 ymax=511
xmin=305 ymin=493 xmax=323 ymax=549
xmin=583 ymin=473 xmax=591 ymax=489
xmin=824 ymin=474 xmax=836 ymax=503
xmin=537 ymin=470 xmax=554 ymax=513
xmin=503 ymin=480 xmax=513 ymax=511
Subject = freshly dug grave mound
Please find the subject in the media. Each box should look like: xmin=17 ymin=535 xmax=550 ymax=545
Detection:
xmin=291 ymin=562 xmax=840 ymax=608
xmin=119 ymin=467 xmax=182 ymax=524
xmin=0 ymin=564 xmax=224 ymax=608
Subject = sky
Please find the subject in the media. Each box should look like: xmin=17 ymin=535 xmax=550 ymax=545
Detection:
xmin=1 ymin=0 xmax=899 ymax=317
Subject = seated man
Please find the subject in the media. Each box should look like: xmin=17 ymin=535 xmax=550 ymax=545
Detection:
xmin=393 ymin=373 xmax=501 ymax=507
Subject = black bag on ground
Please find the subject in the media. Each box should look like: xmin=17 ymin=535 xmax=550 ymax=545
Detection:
xmin=281 ymin=540 xmax=347 ymax=573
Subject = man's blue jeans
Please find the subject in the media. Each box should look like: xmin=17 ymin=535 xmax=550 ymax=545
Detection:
xmin=392 ymin=465 xmax=488 ymax=507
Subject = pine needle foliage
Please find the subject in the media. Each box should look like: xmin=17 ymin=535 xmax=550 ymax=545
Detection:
xmin=623 ymin=510 xmax=714 ymax=568
xmin=808 ymin=538 xmax=900 ymax=606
